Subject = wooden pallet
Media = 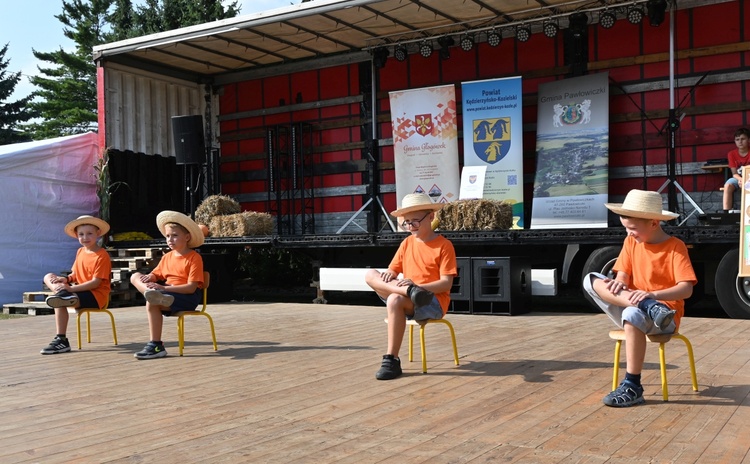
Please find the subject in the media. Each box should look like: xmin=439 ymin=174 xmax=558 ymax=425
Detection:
xmin=109 ymin=247 xmax=165 ymax=259
xmin=109 ymin=257 xmax=159 ymax=271
xmin=23 ymin=291 xmax=54 ymax=303
xmin=2 ymin=302 xmax=55 ymax=316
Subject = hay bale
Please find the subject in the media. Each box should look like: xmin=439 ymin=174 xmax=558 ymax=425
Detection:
xmin=436 ymin=199 xmax=513 ymax=230
xmin=194 ymin=195 xmax=241 ymax=226
xmin=209 ymin=211 xmax=275 ymax=237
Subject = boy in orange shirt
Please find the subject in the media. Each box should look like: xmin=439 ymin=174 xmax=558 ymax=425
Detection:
xmin=583 ymin=190 xmax=697 ymax=407
xmin=365 ymin=193 xmax=457 ymax=380
xmin=130 ymin=211 xmax=204 ymax=359
xmin=41 ymin=215 xmax=112 ymax=354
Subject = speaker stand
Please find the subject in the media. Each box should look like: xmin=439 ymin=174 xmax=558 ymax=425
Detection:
xmin=337 ymin=196 xmax=395 ymax=234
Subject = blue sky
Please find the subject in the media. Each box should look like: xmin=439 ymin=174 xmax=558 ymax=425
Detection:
xmin=1 ymin=0 xmax=296 ymax=100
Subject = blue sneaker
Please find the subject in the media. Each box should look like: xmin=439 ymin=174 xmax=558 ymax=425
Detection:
xmin=603 ymin=379 xmax=645 ymax=407
xmin=134 ymin=341 xmax=167 ymax=359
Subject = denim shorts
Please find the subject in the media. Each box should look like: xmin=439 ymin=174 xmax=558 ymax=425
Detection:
xmin=378 ymin=294 xmax=444 ymax=321
xmin=725 ymin=177 xmax=739 ymax=188
xmin=583 ymin=272 xmax=675 ymax=334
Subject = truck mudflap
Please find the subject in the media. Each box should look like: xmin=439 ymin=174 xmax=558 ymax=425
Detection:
xmin=716 ymin=248 xmax=750 ymax=319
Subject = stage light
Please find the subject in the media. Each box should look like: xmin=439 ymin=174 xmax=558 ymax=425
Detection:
xmin=394 ymin=44 xmax=408 ymax=62
xmin=568 ymin=12 xmax=588 ymax=38
xmin=543 ymin=20 xmax=559 ymax=38
xmin=487 ymin=29 xmax=502 ymax=47
xmin=419 ymin=40 xmax=432 ymax=58
xmin=372 ymin=47 xmax=388 ymax=69
xmin=627 ymin=5 xmax=644 ymax=24
xmin=437 ymin=36 xmax=454 ymax=60
xmin=599 ymin=10 xmax=616 ymax=29
xmin=459 ymin=34 xmax=474 ymax=52
xmin=647 ymin=0 xmax=668 ymax=26
xmin=516 ymin=25 xmax=531 ymax=42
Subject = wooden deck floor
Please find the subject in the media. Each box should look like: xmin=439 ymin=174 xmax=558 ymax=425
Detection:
xmin=2 ymin=301 xmax=750 ymax=463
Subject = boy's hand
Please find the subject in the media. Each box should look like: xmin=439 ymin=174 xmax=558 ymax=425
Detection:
xmin=605 ymin=279 xmax=628 ymax=294
xmin=138 ymin=273 xmax=153 ymax=283
xmin=379 ymin=270 xmax=397 ymax=282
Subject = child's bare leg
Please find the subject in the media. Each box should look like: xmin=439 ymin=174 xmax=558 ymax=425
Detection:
xmin=146 ymin=304 xmax=165 ymax=341
xmin=385 ymin=294 xmax=411 ymax=357
xmin=723 ymin=182 xmax=736 ymax=210
xmin=364 ymin=269 xmax=409 ymax=300
xmin=55 ymin=307 xmax=70 ymax=335
xmin=624 ymin=322 xmax=647 ymax=375
xmin=130 ymin=272 xmax=149 ymax=293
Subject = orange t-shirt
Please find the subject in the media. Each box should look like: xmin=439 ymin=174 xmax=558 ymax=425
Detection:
xmin=151 ymin=250 xmax=204 ymax=289
xmin=614 ymin=235 xmax=697 ymax=329
xmin=388 ymin=234 xmax=457 ymax=315
xmin=69 ymin=247 xmax=112 ymax=309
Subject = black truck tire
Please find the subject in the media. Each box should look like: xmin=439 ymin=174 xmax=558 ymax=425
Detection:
xmin=581 ymin=246 xmax=621 ymax=311
xmin=715 ymin=248 xmax=750 ymax=319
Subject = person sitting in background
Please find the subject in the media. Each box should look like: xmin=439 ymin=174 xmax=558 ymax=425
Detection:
xmin=722 ymin=127 xmax=750 ymax=212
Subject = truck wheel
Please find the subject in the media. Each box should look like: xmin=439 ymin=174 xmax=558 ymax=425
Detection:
xmin=581 ymin=246 xmax=621 ymax=311
xmin=715 ymin=248 xmax=750 ymax=319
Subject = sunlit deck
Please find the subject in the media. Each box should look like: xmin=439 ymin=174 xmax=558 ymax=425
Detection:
xmin=2 ymin=301 xmax=749 ymax=463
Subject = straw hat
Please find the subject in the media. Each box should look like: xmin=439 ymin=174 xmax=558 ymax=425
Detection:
xmin=64 ymin=215 xmax=110 ymax=239
xmin=156 ymin=210 xmax=205 ymax=248
xmin=604 ymin=189 xmax=679 ymax=221
xmin=391 ymin=193 xmax=443 ymax=217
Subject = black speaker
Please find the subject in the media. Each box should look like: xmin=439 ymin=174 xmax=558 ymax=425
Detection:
xmin=172 ymin=115 xmax=205 ymax=165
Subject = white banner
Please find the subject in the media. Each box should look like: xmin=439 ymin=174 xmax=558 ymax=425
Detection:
xmin=389 ymin=85 xmax=460 ymax=212
xmin=531 ymin=72 xmax=610 ymax=229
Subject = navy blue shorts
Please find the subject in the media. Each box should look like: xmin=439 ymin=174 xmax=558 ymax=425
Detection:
xmin=161 ymin=290 xmax=201 ymax=315
xmin=77 ymin=291 xmax=101 ymax=309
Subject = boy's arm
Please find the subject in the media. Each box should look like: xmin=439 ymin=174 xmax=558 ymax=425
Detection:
xmin=68 ymin=277 xmax=103 ymax=293
xmin=415 ymin=274 xmax=453 ymax=294
xmin=647 ymin=281 xmax=693 ymax=302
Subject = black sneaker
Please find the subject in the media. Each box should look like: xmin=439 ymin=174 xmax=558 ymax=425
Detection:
xmin=375 ymin=354 xmax=402 ymax=380
xmin=648 ymin=303 xmax=677 ymax=331
xmin=40 ymin=336 xmax=71 ymax=354
xmin=45 ymin=289 xmax=78 ymax=308
xmin=407 ymin=285 xmax=434 ymax=308
xmin=602 ymin=379 xmax=645 ymax=407
xmin=134 ymin=341 xmax=167 ymax=359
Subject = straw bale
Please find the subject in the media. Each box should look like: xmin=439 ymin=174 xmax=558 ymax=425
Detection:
xmin=435 ymin=199 xmax=513 ymax=231
xmin=209 ymin=211 xmax=275 ymax=237
xmin=194 ymin=195 xmax=241 ymax=226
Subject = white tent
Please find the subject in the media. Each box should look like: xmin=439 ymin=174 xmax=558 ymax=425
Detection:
xmin=0 ymin=132 xmax=100 ymax=306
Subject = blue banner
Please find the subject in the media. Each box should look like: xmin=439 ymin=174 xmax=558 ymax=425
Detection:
xmin=461 ymin=77 xmax=524 ymax=228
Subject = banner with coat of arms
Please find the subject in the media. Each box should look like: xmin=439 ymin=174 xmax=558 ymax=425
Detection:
xmin=531 ymin=72 xmax=610 ymax=229
xmin=389 ymin=85 xmax=460 ymax=215
xmin=461 ymin=77 xmax=524 ymax=228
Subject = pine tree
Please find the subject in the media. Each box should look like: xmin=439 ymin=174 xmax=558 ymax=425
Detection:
xmin=0 ymin=43 xmax=34 ymax=144
xmin=26 ymin=0 xmax=114 ymax=139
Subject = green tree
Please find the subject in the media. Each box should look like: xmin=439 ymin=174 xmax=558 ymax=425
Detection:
xmin=26 ymin=0 xmax=114 ymax=139
xmin=27 ymin=0 xmax=240 ymax=140
xmin=0 ymin=43 xmax=34 ymax=144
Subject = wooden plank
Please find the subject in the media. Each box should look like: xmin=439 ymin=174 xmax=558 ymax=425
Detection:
xmin=1 ymin=304 xmax=750 ymax=462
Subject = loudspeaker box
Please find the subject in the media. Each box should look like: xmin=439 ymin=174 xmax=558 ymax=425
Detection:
xmin=172 ymin=115 xmax=205 ymax=165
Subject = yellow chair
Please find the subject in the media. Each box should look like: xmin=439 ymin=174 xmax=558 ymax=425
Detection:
xmin=174 ymin=271 xmax=217 ymax=356
xmin=75 ymin=302 xmax=118 ymax=350
xmin=385 ymin=318 xmax=459 ymax=373
xmin=609 ymin=329 xmax=698 ymax=401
